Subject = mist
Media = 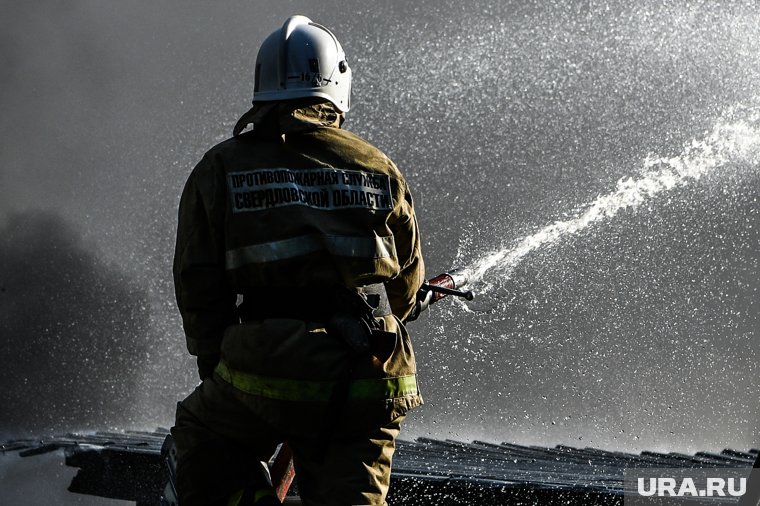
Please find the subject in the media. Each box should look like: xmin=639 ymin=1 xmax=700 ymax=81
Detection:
xmin=0 ymin=0 xmax=758 ymax=458
xmin=0 ymin=211 xmax=150 ymax=437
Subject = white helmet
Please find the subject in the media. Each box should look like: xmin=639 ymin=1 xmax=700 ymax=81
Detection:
xmin=252 ymin=15 xmax=352 ymax=112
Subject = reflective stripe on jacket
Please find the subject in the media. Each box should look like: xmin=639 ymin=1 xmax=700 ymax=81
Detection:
xmin=173 ymin=101 xmax=425 ymax=430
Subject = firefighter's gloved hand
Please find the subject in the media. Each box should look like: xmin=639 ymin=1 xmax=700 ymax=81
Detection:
xmin=196 ymin=354 xmax=221 ymax=381
xmin=406 ymin=287 xmax=434 ymax=322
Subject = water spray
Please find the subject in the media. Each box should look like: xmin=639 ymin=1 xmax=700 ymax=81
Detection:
xmin=462 ymin=100 xmax=760 ymax=286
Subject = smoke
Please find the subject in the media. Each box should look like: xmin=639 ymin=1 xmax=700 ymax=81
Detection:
xmin=0 ymin=210 xmax=150 ymax=437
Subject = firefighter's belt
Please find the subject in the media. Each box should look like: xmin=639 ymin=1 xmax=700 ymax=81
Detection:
xmin=238 ymin=283 xmax=391 ymax=322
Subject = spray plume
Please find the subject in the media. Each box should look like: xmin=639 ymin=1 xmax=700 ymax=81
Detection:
xmin=464 ymin=100 xmax=760 ymax=285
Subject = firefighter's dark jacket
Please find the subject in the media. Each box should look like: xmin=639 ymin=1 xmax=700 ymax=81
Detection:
xmin=173 ymin=101 xmax=424 ymax=433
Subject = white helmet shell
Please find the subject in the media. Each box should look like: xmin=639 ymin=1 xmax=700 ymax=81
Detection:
xmin=253 ymin=15 xmax=352 ymax=112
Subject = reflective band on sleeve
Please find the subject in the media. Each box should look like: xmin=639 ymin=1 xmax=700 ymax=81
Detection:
xmin=225 ymin=234 xmax=396 ymax=269
xmin=215 ymin=361 xmax=418 ymax=402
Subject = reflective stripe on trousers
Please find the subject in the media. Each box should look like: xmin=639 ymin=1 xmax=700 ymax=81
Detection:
xmin=215 ymin=361 xmax=418 ymax=402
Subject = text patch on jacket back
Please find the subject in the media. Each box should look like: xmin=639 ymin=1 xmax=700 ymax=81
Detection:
xmin=228 ymin=167 xmax=393 ymax=213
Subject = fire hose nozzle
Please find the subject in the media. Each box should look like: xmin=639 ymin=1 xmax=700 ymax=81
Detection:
xmin=407 ymin=268 xmax=475 ymax=322
xmin=421 ymin=283 xmax=474 ymax=301
xmin=425 ymin=268 xmax=473 ymax=303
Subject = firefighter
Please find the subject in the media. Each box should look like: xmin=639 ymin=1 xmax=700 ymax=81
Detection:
xmin=171 ymin=15 xmax=425 ymax=506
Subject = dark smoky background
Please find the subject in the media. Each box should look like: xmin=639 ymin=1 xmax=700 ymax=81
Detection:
xmin=0 ymin=211 xmax=150 ymax=435
xmin=1 ymin=0 xmax=758 ymax=457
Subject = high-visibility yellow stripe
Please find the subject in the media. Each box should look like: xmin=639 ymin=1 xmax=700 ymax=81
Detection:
xmin=227 ymin=488 xmax=243 ymax=506
xmin=215 ymin=361 xmax=418 ymax=402
xmin=253 ymin=489 xmax=277 ymax=503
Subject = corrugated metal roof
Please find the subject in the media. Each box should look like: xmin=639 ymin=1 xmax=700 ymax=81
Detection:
xmin=4 ymin=430 xmax=758 ymax=505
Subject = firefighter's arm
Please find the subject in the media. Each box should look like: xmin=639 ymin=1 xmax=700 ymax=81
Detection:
xmin=385 ymin=178 xmax=425 ymax=322
xmin=173 ymin=155 xmax=237 ymax=380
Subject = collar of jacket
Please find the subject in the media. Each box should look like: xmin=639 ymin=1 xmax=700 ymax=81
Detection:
xmin=232 ymin=100 xmax=344 ymax=137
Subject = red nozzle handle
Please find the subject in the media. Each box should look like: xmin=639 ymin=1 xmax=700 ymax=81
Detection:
xmin=426 ymin=268 xmax=472 ymax=303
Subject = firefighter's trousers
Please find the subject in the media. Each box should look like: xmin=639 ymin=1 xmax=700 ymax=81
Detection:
xmin=172 ymin=374 xmax=402 ymax=506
